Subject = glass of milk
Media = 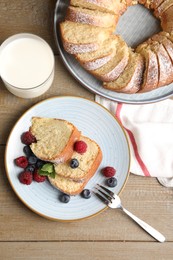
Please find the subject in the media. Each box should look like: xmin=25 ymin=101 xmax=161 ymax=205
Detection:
xmin=0 ymin=33 xmax=55 ymax=98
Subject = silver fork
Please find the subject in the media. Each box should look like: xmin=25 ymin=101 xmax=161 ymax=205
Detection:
xmin=94 ymin=184 xmax=165 ymax=243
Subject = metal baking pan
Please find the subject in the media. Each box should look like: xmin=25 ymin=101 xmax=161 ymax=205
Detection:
xmin=54 ymin=0 xmax=173 ymax=104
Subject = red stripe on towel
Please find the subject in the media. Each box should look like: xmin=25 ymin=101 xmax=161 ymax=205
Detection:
xmin=115 ymin=103 xmax=151 ymax=177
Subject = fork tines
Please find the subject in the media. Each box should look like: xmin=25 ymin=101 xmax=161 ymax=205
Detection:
xmin=97 ymin=184 xmax=115 ymax=198
xmin=93 ymin=184 xmax=115 ymax=205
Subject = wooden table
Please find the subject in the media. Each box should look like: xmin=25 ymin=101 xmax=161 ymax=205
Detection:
xmin=0 ymin=1 xmax=173 ymax=259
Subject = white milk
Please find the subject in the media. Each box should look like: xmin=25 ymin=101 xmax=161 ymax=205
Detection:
xmin=0 ymin=34 xmax=55 ymax=98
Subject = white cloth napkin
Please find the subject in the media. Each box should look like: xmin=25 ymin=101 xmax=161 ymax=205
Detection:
xmin=96 ymin=95 xmax=173 ymax=187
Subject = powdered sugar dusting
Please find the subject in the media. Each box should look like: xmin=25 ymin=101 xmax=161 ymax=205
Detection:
xmin=82 ymin=53 xmax=114 ymax=70
xmin=66 ymin=6 xmax=116 ymax=27
xmin=63 ymin=42 xmax=99 ymax=54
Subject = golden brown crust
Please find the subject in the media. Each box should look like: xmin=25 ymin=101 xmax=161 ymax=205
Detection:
xmin=138 ymin=0 xmax=153 ymax=9
xmin=151 ymin=0 xmax=164 ymax=10
xmin=160 ymin=31 xmax=173 ymax=43
xmin=58 ymin=126 xmax=81 ymax=163
xmin=154 ymin=0 xmax=173 ymax=18
xmin=138 ymin=0 xmax=146 ymax=5
xmin=161 ymin=6 xmax=173 ymax=32
xmin=83 ymin=143 xmax=102 ymax=181
xmin=162 ymin=22 xmax=173 ymax=33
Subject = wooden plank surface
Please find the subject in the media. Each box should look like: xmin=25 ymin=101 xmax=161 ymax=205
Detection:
xmin=0 ymin=0 xmax=58 ymax=53
xmin=1 ymin=147 xmax=172 ymax=242
xmin=1 ymin=242 xmax=173 ymax=260
xmin=0 ymin=0 xmax=173 ymax=259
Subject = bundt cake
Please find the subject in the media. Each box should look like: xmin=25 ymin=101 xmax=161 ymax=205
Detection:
xmin=29 ymin=117 xmax=80 ymax=163
xmin=59 ymin=0 xmax=173 ymax=94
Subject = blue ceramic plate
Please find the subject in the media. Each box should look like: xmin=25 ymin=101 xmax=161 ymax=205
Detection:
xmin=5 ymin=96 xmax=130 ymax=221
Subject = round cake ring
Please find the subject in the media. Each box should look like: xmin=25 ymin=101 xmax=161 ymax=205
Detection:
xmin=54 ymin=0 xmax=173 ymax=103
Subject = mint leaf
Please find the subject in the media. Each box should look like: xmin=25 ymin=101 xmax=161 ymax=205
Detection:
xmin=38 ymin=164 xmax=56 ymax=179
xmin=41 ymin=163 xmax=54 ymax=173
xmin=38 ymin=169 xmax=49 ymax=176
xmin=49 ymin=171 xmax=55 ymax=179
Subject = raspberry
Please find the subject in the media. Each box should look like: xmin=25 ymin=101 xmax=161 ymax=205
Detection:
xmin=74 ymin=141 xmax=87 ymax=154
xmin=102 ymin=166 xmax=116 ymax=178
xmin=21 ymin=131 xmax=36 ymax=145
xmin=19 ymin=171 xmax=33 ymax=185
xmin=15 ymin=156 xmax=28 ymax=168
xmin=33 ymin=170 xmax=47 ymax=183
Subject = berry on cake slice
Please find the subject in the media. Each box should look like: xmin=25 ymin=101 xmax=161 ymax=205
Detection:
xmin=70 ymin=158 xmax=79 ymax=168
xmin=74 ymin=140 xmax=87 ymax=154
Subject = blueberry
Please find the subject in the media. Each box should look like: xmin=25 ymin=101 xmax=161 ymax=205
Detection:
xmin=70 ymin=158 xmax=79 ymax=168
xmin=28 ymin=155 xmax=37 ymax=165
xmin=25 ymin=165 xmax=35 ymax=172
xmin=36 ymin=160 xmax=45 ymax=169
xmin=106 ymin=177 xmax=117 ymax=187
xmin=23 ymin=145 xmax=33 ymax=157
xmin=81 ymin=189 xmax=91 ymax=199
xmin=59 ymin=193 xmax=70 ymax=203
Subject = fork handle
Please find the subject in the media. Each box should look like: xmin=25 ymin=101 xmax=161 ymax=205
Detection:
xmin=121 ymin=207 xmax=165 ymax=242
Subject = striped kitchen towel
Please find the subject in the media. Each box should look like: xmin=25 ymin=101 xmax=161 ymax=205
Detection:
xmin=96 ymin=95 xmax=173 ymax=187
